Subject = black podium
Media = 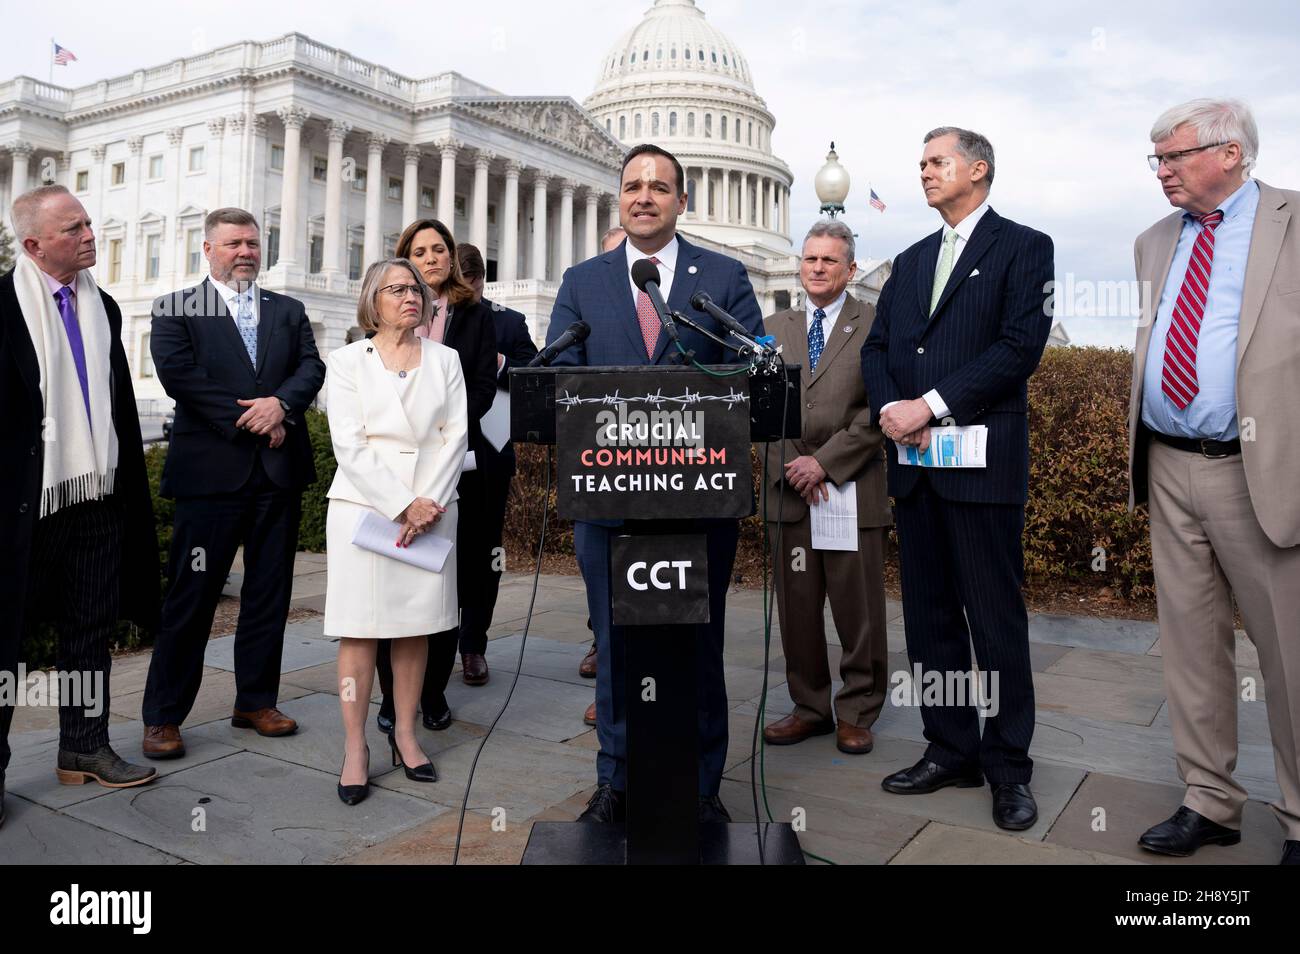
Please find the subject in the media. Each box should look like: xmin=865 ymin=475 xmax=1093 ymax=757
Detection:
xmin=511 ymin=364 xmax=805 ymax=865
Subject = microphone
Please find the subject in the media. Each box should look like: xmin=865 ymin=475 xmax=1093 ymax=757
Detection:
xmin=690 ymin=290 xmax=756 ymax=342
xmin=528 ymin=320 xmax=591 ymax=367
xmin=631 ymin=258 xmax=680 ymax=345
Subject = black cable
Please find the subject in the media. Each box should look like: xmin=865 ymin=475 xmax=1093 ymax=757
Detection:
xmin=452 ymin=444 xmax=553 ymax=865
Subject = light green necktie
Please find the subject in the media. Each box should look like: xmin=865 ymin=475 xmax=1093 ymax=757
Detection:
xmin=930 ymin=229 xmax=959 ymax=316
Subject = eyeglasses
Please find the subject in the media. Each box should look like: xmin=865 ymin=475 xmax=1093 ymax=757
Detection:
xmin=379 ymin=283 xmax=423 ymax=300
xmin=1147 ymin=142 xmax=1229 ymax=171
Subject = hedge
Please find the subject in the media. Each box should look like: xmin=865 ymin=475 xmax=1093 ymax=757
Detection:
xmin=21 ymin=345 xmax=1151 ymax=668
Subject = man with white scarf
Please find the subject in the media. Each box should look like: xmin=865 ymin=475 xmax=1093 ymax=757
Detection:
xmin=0 ymin=185 xmax=160 ymax=828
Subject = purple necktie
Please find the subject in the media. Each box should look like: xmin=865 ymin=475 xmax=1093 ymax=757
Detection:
xmin=55 ymin=286 xmax=93 ymax=428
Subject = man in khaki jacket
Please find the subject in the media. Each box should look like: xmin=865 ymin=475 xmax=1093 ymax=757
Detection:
xmin=1129 ymin=98 xmax=1300 ymax=865
xmin=761 ymin=220 xmax=891 ymax=755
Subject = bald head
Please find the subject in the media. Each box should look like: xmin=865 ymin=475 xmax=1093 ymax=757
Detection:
xmin=13 ymin=185 xmax=97 ymax=284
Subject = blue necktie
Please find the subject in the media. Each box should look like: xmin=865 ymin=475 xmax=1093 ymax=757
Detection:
xmin=234 ymin=290 xmax=257 ymax=365
xmin=808 ymin=308 xmax=826 ymax=372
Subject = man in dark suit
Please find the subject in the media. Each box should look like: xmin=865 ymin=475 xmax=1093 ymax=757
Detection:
xmin=1 ymin=186 xmax=159 ymax=825
xmin=861 ymin=127 xmax=1054 ymax=830
xmin=454 ymin=243 xmax=538 ymax=682
xmin=140 ymin=208 xmax=325 ymax=759
xmin=545 ymin=143 xmax=765 ymax=823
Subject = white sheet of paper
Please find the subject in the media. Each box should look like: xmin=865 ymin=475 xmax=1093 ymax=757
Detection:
xmin=481 ymin=389 xmax=511 ymax=452
xmin=351 ymin=511 xmax=453 ymax=572
xmin=463 ymin=450 xmax=477 ymax=472
xmin=810 ymin=480 xmax=858 ymax=551
xmin=895 ymin=425 xmax=988 ymax=468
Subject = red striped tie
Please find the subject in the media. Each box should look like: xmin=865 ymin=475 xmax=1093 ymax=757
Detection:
xmin=1160 ymin=210 xmax=1224 ymax=409
xmin=635 ymin=256 xmax=662 ymax=359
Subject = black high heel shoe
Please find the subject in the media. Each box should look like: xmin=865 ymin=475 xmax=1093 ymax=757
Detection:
xmin=388 ymin=731 xmax=437 ymax=782
xmin=337 ymin=744 xmax=370 ymax=805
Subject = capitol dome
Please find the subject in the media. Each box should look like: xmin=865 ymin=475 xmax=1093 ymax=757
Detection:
xmin=584 ymin=0 xmax=793 ymax=254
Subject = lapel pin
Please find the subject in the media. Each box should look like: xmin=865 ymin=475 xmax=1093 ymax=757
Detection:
xmin=843 ymin=326 xmax=852 ymax=333
xmin=688 ymin=265 xmax=698 ymax=274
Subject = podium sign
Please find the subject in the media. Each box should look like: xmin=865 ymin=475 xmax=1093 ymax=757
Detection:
xmin=611 ymin=534 xmax=709 ymax=626
xmin=554 ymin=369 xmax=752 ymax=521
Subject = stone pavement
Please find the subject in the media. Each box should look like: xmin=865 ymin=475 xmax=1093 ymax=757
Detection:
xmin=1 ymin=552 xmax=1286 ymax=865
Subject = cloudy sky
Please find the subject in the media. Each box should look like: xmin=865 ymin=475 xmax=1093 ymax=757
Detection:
xmin=6 ymin=0 xmax=1298 ymax=346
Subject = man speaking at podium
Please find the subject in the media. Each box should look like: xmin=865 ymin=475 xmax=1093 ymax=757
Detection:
xmin=544 ymin=144 xmax=764 ymax=823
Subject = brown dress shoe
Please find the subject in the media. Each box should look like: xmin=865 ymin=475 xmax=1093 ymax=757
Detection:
xmin=583 ymin=701 xmax=597 ymax=727
xmin=836 ymin=722 xmax=874 ymax=754
xmin=579 ymin=643 xmax=598 ymax=679
xmin=231 ymin=707 xmax=298 ymax=737
xmin=462 ymin=653 xmax=489 ymax=686
xmin=763 ymin=713 xmax=835 ymax=745
xmin=142 ymin=724 xmax=186 ymax=760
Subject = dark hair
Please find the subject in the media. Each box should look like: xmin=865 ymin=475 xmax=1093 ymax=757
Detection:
xmin=394 ymin=218 xmax=475 ymax=308
xmin=204 ymin=207 xmax=259 ymax=238
xmin=456 ymin=243 xmax=485 ymax=281
xmin=620 ymin=143 xmax=685 ymax=196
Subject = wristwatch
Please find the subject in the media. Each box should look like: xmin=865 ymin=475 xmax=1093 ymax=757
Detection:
xmin=277 ymin=398 xmax=291 ymax=414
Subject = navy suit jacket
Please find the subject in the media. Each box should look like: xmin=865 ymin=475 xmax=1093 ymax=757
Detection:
xmin=482 ymin=297 xmax=538 ymax=476
xmin=860 ymin=208 xmax=1054 ymax=505
xmin=151 ymin=278 xmax=325 ymax=497
xmin=545 ymin=234 xmax=765 ymax=368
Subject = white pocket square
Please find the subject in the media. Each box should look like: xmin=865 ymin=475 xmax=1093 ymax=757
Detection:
xmin=970 ymin=269 xmax=980 ymax=277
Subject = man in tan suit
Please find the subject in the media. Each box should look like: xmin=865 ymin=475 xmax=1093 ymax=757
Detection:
xmin=1129 ymin=98 xmax=1300 ymax=865
xmin=761 ymin=220 xmax=891 ymax=755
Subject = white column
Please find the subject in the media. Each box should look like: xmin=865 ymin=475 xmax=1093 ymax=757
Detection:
xmin=531 ymin=173 xmax=549 ymax=280
xmin=402 ymin=145 xmax=420 ymax=228
xmin=584 ymin=189 xmax=599 ymax=260
xmin=276 ymin=106 xmax=308 ymax=270
xmin=248 ymin=115 xmax=268 ymax=224
xmin=8 ymin=142 xmax=32 ymax=206
xmin=699 ymin=166 xmax=710 ymax=223
xmin=89 ymin=144 xmax=107 ymax=238
xmin=322 ymin=119 xmax=351 ymax=276
xmin=437 ymin=139 xmax=459 ymax=225
xmin=125 ymin=135 xmax=144 ymax=289
xmin=225 ymin=113 xmax=246 ymax=208
xmin=470 ymin=149 xmax=492 ymax=252
xmin=205 ymin=117 xmax=225 ymax=211
xmin=364 ymin=134 xmax=387 ymax=269
xmin=720 ymin=169 xmax=730 ymax=224
xmin=607 ymin=194 xmax=619 ymax=232
xmin=781 ymin=185 xmax=789 ymax=236
xmin=558 ymin=180 xmax=575 ymax=274
xmin=164 ymin=128 xmax=185 ymax=282
xmin=56 ymin=152 xmax=72 ymax=188
xmin=500 ymin=160 xmax=521 ymax=282
xmin=740 ymin=173 xmax=751 ymax=226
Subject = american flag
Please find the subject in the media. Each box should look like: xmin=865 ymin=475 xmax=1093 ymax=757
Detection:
xmin=53 ymin=42 xmax=78 ymax=66
xmin=869 ymin=188 xmax=886 ymax=213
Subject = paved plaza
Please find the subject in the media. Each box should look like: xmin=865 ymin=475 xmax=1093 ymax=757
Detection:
xmin=1 ymin=553 xmax=1283 ymax=865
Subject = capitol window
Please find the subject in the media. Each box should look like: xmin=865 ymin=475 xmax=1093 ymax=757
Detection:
xmin=75 ymin=170 xmax=89 ymax=193
xmin=185 ymin=228 xmax=202 ymax=274
xmin=684 ymin=49 xmax=691 ymax=60
xmin=669 ymin=112 xmax=678 ymax=136
xmin=671 ymin=48 xmax=676 ymax=60
xmin=187 ymin=146 xmax=204 ymax=173
xmin=145 ymin=234 xmax=161 ymax=280
xmin=421 ymin=185 xmax=435 ymax=209
xmin=352 ymin=168 xmax=368 ymax=192
xmin=147 ymin=155 xmax=164 ymax=180
xmin=619 ymin=115 xmax=626 ymax=138
xmin=711 ymin=51 xmax=717 ymax=62
xmin=656 ymin=48 xmax=662 ymax=60
xmin=635 ymin=113 xmax=642 ymax=136
xmin=387 ymin=176 xmax=402 ymax=201
xmin=748 ymin=121 xmax=753 ymax=146
xmin=110 ymin=162 xmax=126 ymax=187
xmin=139 ymin=333 xmax=153 ymax=378
xmin=313 ymin=155 xmax=328 ymax=182
xmin=107 ymin=239 xmax=123 ymax=283
xmin=269 ymin=143 xmax=284 ymax=171
xmin=687 ymin=113 xmax=695 ymax=136
xmin=705 ymin=114 xmax=712 ymax=138
xmin=651 ymin=112 xmax=660 ymax=136
xmin=735 ymin=116 xmax=741 ymax=142
xmin=720 ymin=116 xmax=727 ymax=139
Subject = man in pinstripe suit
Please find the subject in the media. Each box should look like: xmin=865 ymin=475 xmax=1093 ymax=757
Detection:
xmin=861 ymin=127 xmax=1054 ymax=831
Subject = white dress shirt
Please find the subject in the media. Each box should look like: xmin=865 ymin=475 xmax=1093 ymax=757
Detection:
xmin=805 ymin=290 xmax=847 ymax=336
xmin=209 ymin=276 xmax=260 ymax=325
xmin=625 ymin=235 xmax=679 ymax=305
xmin=884 ymin=200 xmax=991 ymax=424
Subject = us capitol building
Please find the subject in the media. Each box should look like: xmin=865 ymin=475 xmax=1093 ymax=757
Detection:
xmin=0 ymin=0 xmax=889 ymax=403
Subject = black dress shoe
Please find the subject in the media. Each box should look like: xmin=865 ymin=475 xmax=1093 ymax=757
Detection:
xmin=1138 ymin=806 xmax=1241 ymax=857
xmin=881 ymin=757 xmax=983 ymax=795
xmin=991 ymin=782 xmax=1038 ymax=830
xmin=1281 ymin=840 xmax=1300 ymax=865
xmin=337 ymin=745 xmax=371 ymax=806
xmin=699 ymin=795 xmax=731 ymax=824
xmin=376 ymin=712 xmax=394 ymax=735
xmin=0 ymin=778 xmax=6 ymax=830
xmin=578 ymin=784 xmax=626 ymax=823
xmin=423 ymin=708 xmax=452 ymax=731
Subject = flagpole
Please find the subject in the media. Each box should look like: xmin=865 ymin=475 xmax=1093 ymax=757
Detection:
xmin=49 ymin=38 xmax=54 ymax=85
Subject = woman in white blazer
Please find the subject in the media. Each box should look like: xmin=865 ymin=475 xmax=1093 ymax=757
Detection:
xmin=324 ymin=258 xmax=468 ymax=805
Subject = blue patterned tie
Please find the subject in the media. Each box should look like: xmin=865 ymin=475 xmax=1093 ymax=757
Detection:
xmin=808 ymin=307 xmax=826 ymax=372
xmin=234 ymin=290 xmax=257 ymax=365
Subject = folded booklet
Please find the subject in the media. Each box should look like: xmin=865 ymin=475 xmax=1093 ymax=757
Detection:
xmin=896 ymin=425 xmax=988 ymax=468
xmin=351 ymin=510 xmax=453 ymax=572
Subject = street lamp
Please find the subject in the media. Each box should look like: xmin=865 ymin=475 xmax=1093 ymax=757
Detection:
xmin=814 ymin=142 xmax=850 ymax=218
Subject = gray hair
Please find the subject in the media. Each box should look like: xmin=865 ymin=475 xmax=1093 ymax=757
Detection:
xmin=355 ymin=258 xmax=434 ymax=333
xmin=10 ymin=183 xmax=73 ymax=240
xmin=204 ymin=206 xmax=259 ymax=238
xmin=924 ymin=126 xmax=996 ymax=186
xmin=803 ymin=219 xmax=856 ymax=262
xmin=1150 ymin=98 xmax=1258 ymax=177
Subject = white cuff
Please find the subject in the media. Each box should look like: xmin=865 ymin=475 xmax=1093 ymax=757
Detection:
xmin=922 ymin=389 xmax=950 ymax=421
